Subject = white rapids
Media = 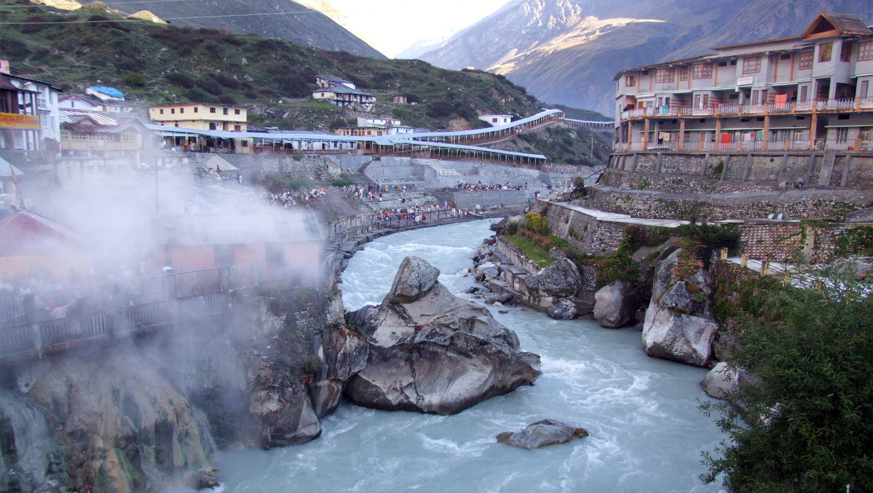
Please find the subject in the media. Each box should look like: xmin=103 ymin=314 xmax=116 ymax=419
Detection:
xmin=212 ymin=220 xmax=725 ymax=492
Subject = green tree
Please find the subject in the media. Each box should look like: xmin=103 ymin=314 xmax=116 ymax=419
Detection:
xmin=702 ymin=270 xmax=873 ymax=492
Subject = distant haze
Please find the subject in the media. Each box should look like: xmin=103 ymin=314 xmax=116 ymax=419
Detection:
xmin=325 ymin=0 xmax=510 ymax=58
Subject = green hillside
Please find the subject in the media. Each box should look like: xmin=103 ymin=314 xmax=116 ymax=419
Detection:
xmin=0 ymin=1 xmax=541 ymax=130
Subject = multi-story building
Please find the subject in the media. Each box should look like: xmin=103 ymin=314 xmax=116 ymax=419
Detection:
xmin=312 ymin=75 xmax=376 ymax=111
xmin=148 ymin=103 xmax=248 ymax=132
xmin=0 ymin=59 xmax=61 ymax=161
xmin=613 ymin=12 xmax=873 ymax=153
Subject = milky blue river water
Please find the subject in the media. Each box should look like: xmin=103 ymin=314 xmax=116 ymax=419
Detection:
xmin=214 ymin=220 xmax=725 ymax=492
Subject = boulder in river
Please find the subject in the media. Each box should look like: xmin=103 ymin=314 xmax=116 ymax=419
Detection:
xmin=547 ymin=298 xmax=578 ymax=320
xmin=496 ymin=419 xmax=589 ymax=450
xmin=531 ymin=259 xmax=583 ymax=298
xmin=642 ymin=249 xmax=719 ymax=367
xmin=593 ymin=280 xmax=641 ymax=328
xmin=345 ymin=256 xmax=541 ymax=415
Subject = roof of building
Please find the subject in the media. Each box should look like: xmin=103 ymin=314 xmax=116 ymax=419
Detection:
xmin=0 ymin=210 xmax=82 ymax=256
xmin=60 ymin=110 xmax=147 ymax=133
xmin=803 ymin=12 xmax=873 ymax=38
xmin=0 ymin=157 xmax=24 ymax=178
xmin=0 ymin=75 xmax=17 ymax=90
xmin=317 ymin=75 xmax=354 ymax=85
xmin=88 ymin=86 xmax=126 ymax=99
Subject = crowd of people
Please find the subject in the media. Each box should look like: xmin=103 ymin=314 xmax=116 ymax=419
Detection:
xmin=455 ymin=181 xmax=528 ymax=191
xmin=263 ymin=187 xmax=328 ymax=208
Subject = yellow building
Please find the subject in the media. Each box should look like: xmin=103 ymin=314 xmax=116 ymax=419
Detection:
xmin=148 ymin=103 xmax=253 ymax=153
xmin=148 ymin=103 xmax=248 ymax=132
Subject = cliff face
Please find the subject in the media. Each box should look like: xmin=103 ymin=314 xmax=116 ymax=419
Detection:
xmin=418 ymin=0 xmax=873 ymax=114
xmin=0 ymin=287 xmax=346 ymax=492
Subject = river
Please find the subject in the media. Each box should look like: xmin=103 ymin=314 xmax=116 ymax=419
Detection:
xmin=213 ymin=220 xmax=725 ymax=492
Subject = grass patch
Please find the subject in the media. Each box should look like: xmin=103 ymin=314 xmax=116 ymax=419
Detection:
xmin=506 ymin=235 xmax=557 ymax=268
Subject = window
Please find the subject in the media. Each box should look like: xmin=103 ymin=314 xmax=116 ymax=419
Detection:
xmin=171 ymin=108 xmax=175 ymax=114
xmin=798 ymin=51 xmax=814 ymax=70
xmin=223 ymin=108 xmax=229 ymax=115
xmin=730 ymin=60 xmax=737 ymax=66
xmin=194 ymin=107 xmax=199 ymax=113
xmin=242 ymin=140 xmax=249 ymax=148
xmin=861 ymin=80 xmax=869 ymax=98
xmin=840 ymin=42 xmax=852 ymax=62
xmin=835 ymin=128 xmax=849 ymax=144
xmin=234 ymin=124 xmax=241 ymax=131
xmin=819 ymin=42 xmax=833 ymax=62
xmin=693 ymin=64 xmax=713 ymax=79
xmin=180 ymin=108 xmax=185 ymax=114
xmin=742 ymin=56 xmax=762 ymax=74
xmin=861 ymin=41 xmax=873 ymax=61
xmin=656 ymin=68 xmax=674 ymax=83
xmin=626 ymin=75 xmax=636 ymax=87
xmin=210 ymin=107 xmax=216 ymax=114
xmin=718 ymin=61 xmax=727 ymax=67
xmin=160 ymin=109 xmax=164 ymax=114
xmin=679 ymin=66 xmax=689 ymax=81
xmin=800 ymin=86 xmax=809 ymax=101
xmin=234 ymin=109 xmax=241 ymax=115
xmin=781 ymin=54 xmax=792 ymax=60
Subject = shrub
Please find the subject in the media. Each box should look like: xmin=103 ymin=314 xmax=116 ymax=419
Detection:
xmin=523 ymin=212 xmax=549 ymax=235
xmin=121 ymin=72 xmax=145 ymax=87
xmin=166 ymin=72 xmax=195 ymax=89
xmin=195 ymin=77 xmax=223 ymax=96
xmin=702 ymin=271 xmax=873 ymax=492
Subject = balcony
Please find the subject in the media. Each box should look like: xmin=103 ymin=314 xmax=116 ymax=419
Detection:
xmin=620 ymin=97 xmax=873 ymax=122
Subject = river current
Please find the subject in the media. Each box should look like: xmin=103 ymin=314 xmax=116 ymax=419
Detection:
xmin=214 ymin=220 xmax=725 ymax=492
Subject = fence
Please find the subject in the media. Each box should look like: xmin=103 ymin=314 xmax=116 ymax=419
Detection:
xmin=0 ymin=264 xmax=261 ymax=361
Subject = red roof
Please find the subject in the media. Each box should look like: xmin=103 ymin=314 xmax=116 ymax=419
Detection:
xmin=0 ymin=210 xmax=81 ymax=256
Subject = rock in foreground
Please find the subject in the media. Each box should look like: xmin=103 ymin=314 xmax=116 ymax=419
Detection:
xmin=497 ymin=419 xmax=589 ymax=450
xmin=345 ymin=256 xmax=541 ymax=415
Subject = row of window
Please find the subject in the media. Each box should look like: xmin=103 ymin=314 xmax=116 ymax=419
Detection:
xmin=157 ymin=107 xmax=242 ymax=116
xmin=630 ymin=40 xmax=873 ymax=87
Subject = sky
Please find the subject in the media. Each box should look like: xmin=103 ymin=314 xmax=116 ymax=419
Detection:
xmin=324 ymin=0 xmax=511 ymax=58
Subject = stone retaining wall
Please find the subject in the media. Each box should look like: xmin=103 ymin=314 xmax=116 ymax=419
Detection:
xmin=532 ymin=201 xmax=630 ymax=255
xmin=607 ymin=151 xmax=873 ymax=193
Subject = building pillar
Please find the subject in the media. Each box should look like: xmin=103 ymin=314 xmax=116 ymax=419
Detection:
xmin=810 ymin=112 xmax=818 ymax=151
xmin=678 ymin=119 xmax=686 ymax=151
xmin=642 ymin=118 xmax=650 ymax=150
xmin=715 ymin=119 xmax=722 ymax=151
xmin=627 ymin=121 xmax=633 ymax=152
xmin=762 ymin=114 xmax=770 ymax=151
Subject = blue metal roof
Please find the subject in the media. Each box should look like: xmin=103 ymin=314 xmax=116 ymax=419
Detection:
xmin=88 ymin=86 xmax=125 ymax=99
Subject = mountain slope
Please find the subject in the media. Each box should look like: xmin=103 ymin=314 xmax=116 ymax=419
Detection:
xmin=419 ymin=0 xmax=873 ymax=115
xmin=96 ymin=0 xmax=385 ymax=58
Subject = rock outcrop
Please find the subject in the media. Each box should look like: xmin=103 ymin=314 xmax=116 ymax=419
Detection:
xmin=642 ymin=249 xmax=719 ymax=367
xmin=593 ymin=280 xmax=641 ymax=328
xmin=496 ymin=419 xmax=589 ymax=450
xmin=345 ymin=256 xmax=541 ymax=415
xmin=701 ymin=362 xmax=756 ymax=399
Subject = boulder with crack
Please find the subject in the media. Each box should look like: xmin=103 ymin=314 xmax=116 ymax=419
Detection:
xmin=345 ymin=256 xmax=541 ymax=415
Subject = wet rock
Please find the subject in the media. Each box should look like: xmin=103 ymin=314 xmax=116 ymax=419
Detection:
xmin=546 ymin=298 xmax=578 ymax=320
xmin=643 ymin=308 xmax=718 ymax=367
xmin=250 ymin=385 xmax=321 ymax=448
xmin=531 ymin=259 xmax=583 ymax=297
xmin=593 ymin=280 xmax=641 ymax=328
xmin=496 ymin=419 xmax=589 ymax=450
xmin=701 ymin=362 xmax=755 ymax=399
xmin=475 ymin=262 xmax=500 ymax=282
xmin=642 ymin=249 xmax=719 ymax=367
xmin=388 ymin=256 xmax=441 ymax=303
xmin=345 ymin=257 xmax=541 ymax=415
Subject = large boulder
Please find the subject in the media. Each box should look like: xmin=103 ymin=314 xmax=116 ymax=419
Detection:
xmin=593 ymin=280 xmax=641 ymax=328
xmin=547 ymin=298 xmax=578 ymax=320
xmin=642 ymin=309 xmax=718 ymax=367
xmin=388 ymin=256 xmax=440 ymax=303
xmin=496 ymin=419 xmax=589 ymax=450
xmin=532 ymin=259 xmax=583 ymax=297
xmin=345 ymin=257 xmax=541 ymax=415
xmin=642 ymin=249 xmax=719 ymax=367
